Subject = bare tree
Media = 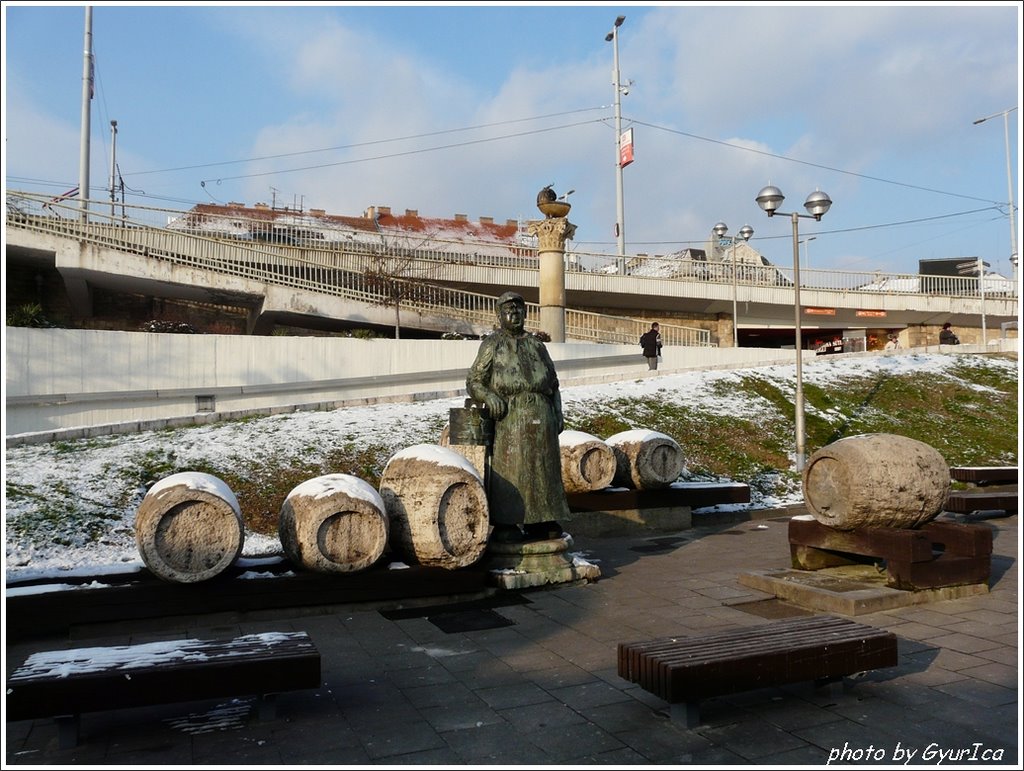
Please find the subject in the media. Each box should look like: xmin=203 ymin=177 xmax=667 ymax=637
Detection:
xmin=360 ymin=229 xmax=451 ymax=339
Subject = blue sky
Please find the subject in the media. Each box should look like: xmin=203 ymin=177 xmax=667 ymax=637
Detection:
xmin=3 ymin=2 xmax=1021 ymax=278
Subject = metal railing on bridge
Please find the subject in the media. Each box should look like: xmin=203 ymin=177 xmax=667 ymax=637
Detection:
xmin=5 ymin=191 xmax=711 ymax=347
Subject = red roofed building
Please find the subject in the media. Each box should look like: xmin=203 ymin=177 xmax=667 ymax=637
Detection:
xmin=170 ymin=201 xmax=537 ymax=260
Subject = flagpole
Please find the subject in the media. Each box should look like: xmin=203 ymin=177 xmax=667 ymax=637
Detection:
xmin=79 ymin=6 xmax=93 ymax=222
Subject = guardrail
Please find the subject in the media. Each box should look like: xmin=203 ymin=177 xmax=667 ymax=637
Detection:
xmin=6 ymin=191 xmax=710 ymax=346
xmin=7 ymin=190 xmax=1016 ymax=343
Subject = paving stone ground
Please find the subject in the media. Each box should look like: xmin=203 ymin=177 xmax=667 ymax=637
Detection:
xmin=4 ymin=509 xmax=1018 ymax=767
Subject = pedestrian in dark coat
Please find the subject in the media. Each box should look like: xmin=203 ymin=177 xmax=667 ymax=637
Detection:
xmin=640 ymin=322 xmax=662 ymax=370
xmin=939 ymin=322 xmax=960 ymax=345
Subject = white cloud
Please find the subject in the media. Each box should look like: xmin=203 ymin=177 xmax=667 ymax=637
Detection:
xmin=4 ymin=4 xmax=1018 ymax=275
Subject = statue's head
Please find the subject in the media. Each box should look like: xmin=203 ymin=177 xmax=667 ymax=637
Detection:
xmin=496 ymin=292 xmax=526 ymax=331
xmin=497 ymin=291 xmax=525 ymax=313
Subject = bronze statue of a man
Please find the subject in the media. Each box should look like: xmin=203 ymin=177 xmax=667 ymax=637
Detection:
xmin=467 ymin=292 xmax=569 ymax=541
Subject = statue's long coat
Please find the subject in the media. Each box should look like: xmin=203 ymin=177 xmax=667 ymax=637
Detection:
xmin=466 ymin=330 xmax=570 ymax=526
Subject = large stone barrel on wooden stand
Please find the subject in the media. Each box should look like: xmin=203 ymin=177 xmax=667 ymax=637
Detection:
xmin=606 ymin=429 xmax=686 ymax=490
xmin=803 ymin=433 xmax=950 ymax=530
xmin=379 ymin=444 xmax=489 ymax=570
xmin=278 ymin=474 xmax=389 ymax=574
xmin=135 ymin=472 xmax=244 ymax=583
xmin=559 ymin=430 xmax=616 ymax=493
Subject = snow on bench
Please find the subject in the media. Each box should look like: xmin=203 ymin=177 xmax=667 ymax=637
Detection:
xmin=5 ymin=631 xmax=321 ymax=748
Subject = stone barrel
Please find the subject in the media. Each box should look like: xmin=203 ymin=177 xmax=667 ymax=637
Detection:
xmin=803 ymin=433 xmax=950 ymax=531
xmin=606 ymin=429 xmax=686 ymax=490
xmin=559 ymin=430 xmax=616 ymax=493
xmin=135 ymin=472 xmax=244 ymax=583
xmin=278 ymin=474 xmax=389 ymax=574
xmin=379 ymin=444 xmax=489 ymax=570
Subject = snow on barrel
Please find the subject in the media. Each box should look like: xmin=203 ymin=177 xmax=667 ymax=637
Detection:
xmin=379 ymin=444 xmax=489 ymax=570
xmin=605 ymin=429 xmax=686 ymax=490
xmin=559 ymin=430 xmax=616 ymax=493
xmin=135 ymin=472 xmax=244 ymax=583
xmin=803 ymin=433 xmax=950 ymax=531
xmin=278 ymin=474 xmax=389 ymax=574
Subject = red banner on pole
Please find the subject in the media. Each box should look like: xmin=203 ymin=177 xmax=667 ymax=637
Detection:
xmin=619 ymin=128 xmax=634 ymax=168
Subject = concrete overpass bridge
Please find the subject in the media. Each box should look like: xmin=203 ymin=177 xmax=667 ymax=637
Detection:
xmin=5 ymin=191 xmax=1017 ymax=349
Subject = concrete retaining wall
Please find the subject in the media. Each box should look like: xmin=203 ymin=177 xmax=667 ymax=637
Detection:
xmin=5 ymin=328 xmax=1015 ymax=446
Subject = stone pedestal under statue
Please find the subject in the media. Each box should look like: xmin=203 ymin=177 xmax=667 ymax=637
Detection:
xmin=484 ymin=532 xmax=600 ymax=590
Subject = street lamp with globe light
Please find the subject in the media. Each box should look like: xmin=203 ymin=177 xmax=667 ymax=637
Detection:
xmin=712 ymin=221 xmax=755 ymax=347
xmin=973 ymin=107 xmax=1018 ymax=282
xmin=755 ymin=185 xmax=833 ymax=472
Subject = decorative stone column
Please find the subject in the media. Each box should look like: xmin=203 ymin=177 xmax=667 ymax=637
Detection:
xmin=530 ymin=188 xmax=577 ymax=343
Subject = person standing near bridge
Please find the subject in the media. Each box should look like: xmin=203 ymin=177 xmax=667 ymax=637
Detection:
xmin=939 ymin=322 xmax=960 ymax=345
xmin=640 ymin=322 xmax=662 ymax=370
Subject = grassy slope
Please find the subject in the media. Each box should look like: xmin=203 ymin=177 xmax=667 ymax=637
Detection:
xmin=5 ymin=354 xmax=1018 ymax=546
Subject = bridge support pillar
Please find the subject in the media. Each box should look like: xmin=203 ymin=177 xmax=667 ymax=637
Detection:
xmin=247 ymin=307 xmax=274 ymax=335
xmin=55 ymin=243 xmax=94 ymax=320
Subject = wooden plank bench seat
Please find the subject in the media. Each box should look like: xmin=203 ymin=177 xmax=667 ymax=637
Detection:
xmin=563 ymin=483 xmax=751 ymax=537
xmin=950 ymin=466 xmax=1018 ymax=486
xmin=618 ymin=615 xmax=898 ymax=727
xmin=945 ymin=490 xmax=1017 ymax=517
xmin=5 ymin=631 xmax=321 ymax=748
xmin=566 ymin=482 xmax=751 ymax=513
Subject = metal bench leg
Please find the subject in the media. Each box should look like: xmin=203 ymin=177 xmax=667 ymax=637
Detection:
xmin=813 ymin=675 xmax=851 ymax=699
xmin=669 ymin=701 xmax=701 ymax=728
xmin=55 ymin=714 xmax=80 ymax=749
xmin=257 ymin=693 xmax=277 ymax=721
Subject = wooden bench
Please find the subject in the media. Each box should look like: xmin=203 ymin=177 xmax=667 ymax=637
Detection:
xmin=563 ymin=482 xmax=752 ymax=536
xmin=945 ymin=490 xmax=1017 ymax=518
xmin=618 ymin=616 xmax=898 ymax=727
xmin=950 ymin=466 xmax=1018 ymax=486
xmin=5 ymin=631 xmax=321 ymax=748
xmin=566 ymin=482 xmax=751 ymax=513
xmin=946 ymin=466 xmax=1017 ymax=519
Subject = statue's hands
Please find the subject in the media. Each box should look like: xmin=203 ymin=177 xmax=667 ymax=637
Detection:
xmin=484 ymin=393 xmax=507 ymax=420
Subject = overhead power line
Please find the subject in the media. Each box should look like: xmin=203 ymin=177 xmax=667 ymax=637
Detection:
xmin=124 ymin=106 xmax=608 ymax=178
xmin=576 ymin=206 xmax=1005 ymax=248
xmin=198 ymin=119 xmax=605 ymax=186
xmin=630 ymin=119 xmax=1006 ymax=207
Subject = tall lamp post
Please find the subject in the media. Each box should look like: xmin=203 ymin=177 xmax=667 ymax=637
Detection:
xmin=712 ymin=221 xmax=754 ymax=347
xmin=973 ymin=107 xmax=1019 ymax=282
xmin=605 ymin=14 xmax=627 ymax=272
xmin=755 ymin=185 xmax=833 ymax=472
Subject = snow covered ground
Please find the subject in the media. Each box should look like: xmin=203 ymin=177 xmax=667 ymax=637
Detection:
xmin=4 ymin=351 xmax=1016 ymax=585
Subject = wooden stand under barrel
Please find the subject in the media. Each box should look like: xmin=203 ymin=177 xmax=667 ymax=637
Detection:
xmin=788 ymin=516 xmax=993 ymax=591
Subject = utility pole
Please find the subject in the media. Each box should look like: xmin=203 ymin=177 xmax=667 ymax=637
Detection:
xmin=109 ymin=120 xmax=118 ymax=218
xmin=605 ymin=15 xmax=626 ymax=272
xmin=78 ymin=6 xmax=94 ymax=222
